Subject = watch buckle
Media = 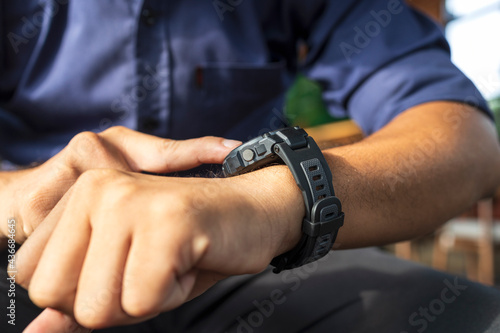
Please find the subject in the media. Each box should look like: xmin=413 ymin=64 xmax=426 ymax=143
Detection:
xmin=302 ymin=196 xmax=344 ymax=237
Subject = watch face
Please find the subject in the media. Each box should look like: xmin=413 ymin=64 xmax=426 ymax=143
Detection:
xmin=222 ymin=134 xmax=281 ymax=177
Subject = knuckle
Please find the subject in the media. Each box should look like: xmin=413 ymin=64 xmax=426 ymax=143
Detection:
xmin=160 ymin=138 xmax=177 ymax=153
xmin=157 ymin=138 xmax=178 ymax=169
xmin=101 ymin=125 xmax=127 ymax=136
xmin=122 ymin=295 xmax=160 ymax=318
xmin=67 ymin=130 xmax=132 ymax=172
xmin=68 ymin=131 xmax=107 ymax=162
xmin=70 ymin=131 xmax=102 ymax=149
xmin=53 ymin=157 xmax=79 ymax=181
xmin=74 ymin=303 xmax=112 ymax=329
xmin=76 ymin=169 xmax=135 ymax=213
xmin=77 ymin=169 xmax=103 ymax=186
xmin=73 ymin=275 xmax=125 ymax=328
xmin=108 ymin=179 xmax=138 ymax=209
xmin=28 ymin=283 xmax=62 ymax=309
xmin=163 ymin=192 xmax=195 ymax=217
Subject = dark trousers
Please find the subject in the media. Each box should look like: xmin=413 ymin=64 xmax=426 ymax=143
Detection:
xmin=2 ymin=247 xmax=500 ymax=333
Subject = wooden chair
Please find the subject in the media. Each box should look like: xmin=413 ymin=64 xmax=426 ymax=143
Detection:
xmin=432 ymin=198 xmax=500 ymax=285
xmin=304 ymin=120 xmax=363 ymax=148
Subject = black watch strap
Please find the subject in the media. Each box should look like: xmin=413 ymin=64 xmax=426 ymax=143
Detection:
xmin=269 ymin=128 xmax=344 ymax=272
xmin=222 ymin=127 xmax=344 ymax=273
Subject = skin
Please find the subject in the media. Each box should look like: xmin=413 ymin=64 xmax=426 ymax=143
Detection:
xmin=2 ymin=101 xmax=500 ymax=331
xmin=0 ymin=128 xmax=243 ymax=243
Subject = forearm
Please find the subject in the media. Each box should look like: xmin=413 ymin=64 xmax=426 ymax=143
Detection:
xmin=256 ymin=102 xmax=500 ymax=255
xmin=325 ymin=102 xmax=500 ymax=248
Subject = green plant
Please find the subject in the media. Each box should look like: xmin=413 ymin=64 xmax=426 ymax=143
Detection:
xmin=285 ymin=75 xmax=347 ymax=127
xmin=488 ymin=96 xmax=500 ymax=138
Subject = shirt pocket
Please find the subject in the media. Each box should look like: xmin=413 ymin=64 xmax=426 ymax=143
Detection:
xmin=199 ymin=61 xmax=285 ymax=111
xmin=174 ymin=61 xmax=287 ymax=139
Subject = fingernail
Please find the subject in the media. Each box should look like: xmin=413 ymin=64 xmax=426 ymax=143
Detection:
xmin=222 ymin=139 xmax=242 ymax=149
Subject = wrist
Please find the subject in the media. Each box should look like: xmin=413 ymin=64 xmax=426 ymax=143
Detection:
xmin=0 ymin=171 xmax=18 ymax=238
xmin=231 ymin=165 xmax=304 ymax=258
xmin=0 ymin=169 xmax=36 ymax=241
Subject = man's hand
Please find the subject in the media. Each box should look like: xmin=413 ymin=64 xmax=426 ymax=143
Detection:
xmin=15 ymin=165 xmax=304 ymax=329
xmin=0 ymin=126 xmax=242 ymax=243
xmin=11 ymin=102 xmax=500 ymax=331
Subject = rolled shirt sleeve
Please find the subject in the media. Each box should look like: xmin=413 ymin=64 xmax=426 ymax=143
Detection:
xmin=300 ymin=0 xmax=491 ymax=135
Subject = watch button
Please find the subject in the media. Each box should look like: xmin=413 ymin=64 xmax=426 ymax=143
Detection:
xmin=242 ymin=149 xmax=255 ymax=162
xmin=255 ymin=144 xmax=267 ymax=156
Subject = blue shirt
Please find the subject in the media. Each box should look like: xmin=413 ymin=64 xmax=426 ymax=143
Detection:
xmin=0 ymin=0 xmax=490 ymax=165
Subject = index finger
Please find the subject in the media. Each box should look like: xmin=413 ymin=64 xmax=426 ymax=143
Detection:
xmin=100 ymin=126 xmax=241 ymax=173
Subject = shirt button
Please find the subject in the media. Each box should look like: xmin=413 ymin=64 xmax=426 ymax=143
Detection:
xmin=141 ymin=8 xmax=156 ymax=26
xmin=141 ymin=117 xmax=160 ymax=132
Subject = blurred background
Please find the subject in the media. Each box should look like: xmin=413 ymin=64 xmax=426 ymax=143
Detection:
xmin=285 ymin=0 xmax=500 ymax=287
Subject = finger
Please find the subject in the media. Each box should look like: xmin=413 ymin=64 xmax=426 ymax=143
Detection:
xmin=24 ymin=308 xmax=92 ymax=333
xmin=120 ymin=229 xmax=203 ymax=317
xmin=14 ymin=186 xmax=75 ymax=290
xmin=27 ymin=195 xmax=92 ymax=315
xmin=100 ymin=126 xmax=241 ymax=173
xmin=73 ymin=215 xmax=132 ymax=327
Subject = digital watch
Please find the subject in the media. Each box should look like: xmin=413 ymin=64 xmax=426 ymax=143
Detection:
xmin=222 ymin=127 xmax=344 ymax=273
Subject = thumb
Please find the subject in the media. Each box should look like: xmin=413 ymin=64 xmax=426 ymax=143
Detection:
xmin=23 ymin=308 xmax=92 ymax=333
xmin=100 ymin=127 xmax=241 ymax=173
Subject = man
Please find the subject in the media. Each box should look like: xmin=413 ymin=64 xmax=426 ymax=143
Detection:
xmin=1 ymin=0 xmax=500 ymax=332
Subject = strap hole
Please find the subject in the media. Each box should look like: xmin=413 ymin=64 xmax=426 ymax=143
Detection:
xmin=316 ymin=184 xmax=324 ymax=191
xmin=318 ymin=194 xmax=326 ymax=200
xmin=309 ymin=165 xmax=318 ymax=172
xmin=313 ymin=175 xmax=322 ymax=181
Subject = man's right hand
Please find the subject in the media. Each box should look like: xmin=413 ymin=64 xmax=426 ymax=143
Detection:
xmin=0 ymin=126 xmax=241 ymax=243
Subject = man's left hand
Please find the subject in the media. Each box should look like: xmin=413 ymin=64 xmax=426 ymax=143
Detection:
xmin=16 ymin=165 xmax=303 ymax=329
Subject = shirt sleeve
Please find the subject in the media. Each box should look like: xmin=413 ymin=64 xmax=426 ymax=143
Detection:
xmin=299 ymin=0 xmax=491 ymax=135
